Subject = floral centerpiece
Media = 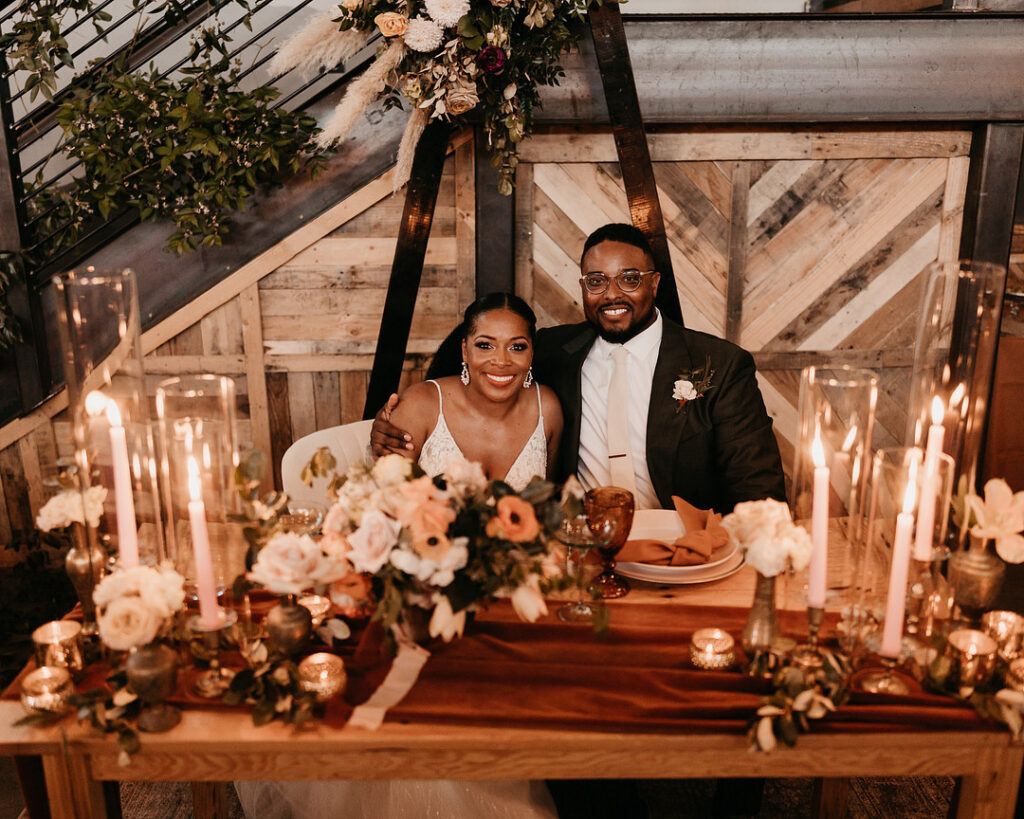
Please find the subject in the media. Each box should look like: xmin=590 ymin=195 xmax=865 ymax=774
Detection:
xmin=722 ymin=499 xmax=812 ymax=658
xmin=963 ymin=478 xmax=1024 ymax=563
xmin=269 ymin=0 xmax=594 ymax=194
xmin=301 ymin=452 xmax=565 ymax=641
xmin=92 ymin=564 xmax=186 ymax=651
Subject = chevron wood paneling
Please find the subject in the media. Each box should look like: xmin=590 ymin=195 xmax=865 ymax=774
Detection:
xmin=521 ymin=128 xmax=972 ymax=484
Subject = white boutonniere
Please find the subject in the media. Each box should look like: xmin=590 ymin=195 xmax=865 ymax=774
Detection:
xmin=673 ymin=356 xmax=714 ymax=412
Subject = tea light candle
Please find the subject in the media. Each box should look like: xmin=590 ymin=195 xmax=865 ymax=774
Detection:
xmin=808 ymin=432 xmax=829 ymax=609
xmin=880 ymin=480 xmax=916 ymax=658
xmin=187 ymin=457 xmax=220 ymax=631
xmin=21 ymin=666 xmax=73 ymax=713
xmin=298 ymin=652 xmax=347 ymax=702
xmin=31 ymin=620 xmax=84 ymax=672
xmin=913 ymin=397 xmax=945 ymax=561
xmin=690 ymin=628 xmax=735 ymax=671
xmin=105 ymin=400 xmax=139 ymax=569
xmin=946 ymin=629 xmax=998 ymax=687
xmin=981 ymin=610 xmax=1024 ymax=660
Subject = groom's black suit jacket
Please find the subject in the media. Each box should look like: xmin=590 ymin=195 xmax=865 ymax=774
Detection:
xmin=533 ymin=318 xmax=786 ymax=513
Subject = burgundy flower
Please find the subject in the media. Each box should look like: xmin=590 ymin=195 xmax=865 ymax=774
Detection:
xmin=476 ymin=46 xmax=507 ymax=75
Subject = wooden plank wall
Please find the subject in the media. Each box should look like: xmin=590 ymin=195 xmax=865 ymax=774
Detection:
xmin=1 ymin=124 xmax=1018 ymax=564
xmin=516 ymin=126 xmax=974 ymax=498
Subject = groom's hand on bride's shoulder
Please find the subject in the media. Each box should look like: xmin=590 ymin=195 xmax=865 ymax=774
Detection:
xmin=371 ymin=394 xmax=414 ymax=457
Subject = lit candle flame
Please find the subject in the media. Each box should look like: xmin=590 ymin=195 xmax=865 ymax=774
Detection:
xmin=187 ymin=457 xmax=202 ymax=502
xmin=85 ymin=391 xmax=108 ymax=417
xmin=841 ymin=424 xmax=858 ymax=452
xmin=950 ymin=383 xmax=966 ymax=409
xmin=811 ymin=431 xmax=826 ymax=468
xmin=931 ymin=396 xmax=944 ymax=425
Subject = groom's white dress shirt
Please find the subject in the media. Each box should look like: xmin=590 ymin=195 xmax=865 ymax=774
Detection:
xmin=577 ymin=310 xmax=663 ymax=510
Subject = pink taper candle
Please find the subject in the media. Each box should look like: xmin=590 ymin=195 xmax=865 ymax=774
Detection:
xmin=105 ymin=401 xmax=139 ymax=569
xmin=808 ymin=432 xmax=829 ymax=608
xmin=913 ymin=397 xmax=945 ymax=561
xmin=187 ymin=457 xmax=220 ymax=630
xmin=881 ymin=481 xmax=917 ymax=658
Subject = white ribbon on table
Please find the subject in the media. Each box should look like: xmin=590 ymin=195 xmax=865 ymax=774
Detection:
xmin=346 ymin=627 xmax=431 ymax=730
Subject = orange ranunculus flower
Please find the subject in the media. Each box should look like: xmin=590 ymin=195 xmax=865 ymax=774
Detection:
xmin=402 ymin=497 xmax=456 ymax=540
xmin=486 ymin=495 xmax=540 ymax=543
xmin=412 ymin=530 xmax=451 ymax=562
xmin=374 ymin=11 xmax=408 ymax=37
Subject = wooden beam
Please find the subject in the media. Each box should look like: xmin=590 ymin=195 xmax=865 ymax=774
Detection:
xmin=363 ymin=121 xmax=452 ymax=419
xmin=587 ymin=2 xmax=683 ymax=326
xmin=474 ymin=127 xmax=515 ymax=295
xmin=725 ymin=162 xmax=749 ymax=343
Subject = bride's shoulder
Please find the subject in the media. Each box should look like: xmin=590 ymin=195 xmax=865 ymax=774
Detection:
xmin=537 ymin=384 xmax=563 ymax=422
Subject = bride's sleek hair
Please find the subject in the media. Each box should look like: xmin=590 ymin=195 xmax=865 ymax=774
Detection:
xmin=461 ymin=292 xmax=537 ymax=341
xmin=426 ymin=293 xmax=536 ymax=379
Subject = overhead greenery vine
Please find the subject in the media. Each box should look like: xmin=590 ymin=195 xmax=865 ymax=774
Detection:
xmin=2 ymin=0 xmax=325 ymax=264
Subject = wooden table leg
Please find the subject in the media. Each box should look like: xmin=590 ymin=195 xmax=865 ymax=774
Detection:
xmin=812 ymin=777 xmax=849 ymax=819
xmin=41 ymin=753 xmax=107 ymax=819
xmin=952 ymin=743 xmax=1024 ymax=819
xmin=191 ymin=782 xmax=231 ymax=819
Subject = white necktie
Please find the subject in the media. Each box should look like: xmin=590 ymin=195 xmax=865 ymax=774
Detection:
xmin=607 ymin=346 xmax=637 ymax=495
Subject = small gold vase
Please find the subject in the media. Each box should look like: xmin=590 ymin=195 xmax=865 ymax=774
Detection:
xmin=64 ymin=522 xmax=106 ymax=636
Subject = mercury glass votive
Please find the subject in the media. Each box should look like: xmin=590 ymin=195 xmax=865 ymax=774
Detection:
xmin=298 ymin=595 xmax=332 ymax=628
xmin=32 ymin=620 xmax=84 ymax=673
xmin=690 ymin=628 xmax=736 ymax=671
xmin=21 ymin=666 xmax=74 ymax=713
xmin=945 ymin=628 xmax=998 ymax=687
xmin=297 ymin=652 xmax=347 ymax=702
xmin=981 ymin=610 xmax=1024 ymax=661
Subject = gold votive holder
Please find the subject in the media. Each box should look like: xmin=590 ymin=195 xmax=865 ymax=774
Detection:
xmin=945 ymin=628 xmax=998 ymax=687
xmin=1006 ymin=658 xmax=1024 ymax=693
xmin=32 ymin=620 xmax=83 ymax=673
xmin=981 ymin=610 xmax=1024 ymax=661
xmin=297 ymin=595 xmax=333 ymax=628
xmin=20 ymin=666 xmax=74 ymax=713
xmin=690 ymin=628 xmax=735 ymax=671
xmin=297 ymin=652 xmax=346 ymax=702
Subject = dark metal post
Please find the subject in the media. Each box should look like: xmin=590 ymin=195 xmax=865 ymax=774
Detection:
xmin=587 ymin=1 xmax=683 ymax=326
xmin=363 ymin=120 xmax=452 ymax=419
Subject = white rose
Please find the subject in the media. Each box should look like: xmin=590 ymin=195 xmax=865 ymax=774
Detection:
xmin=783 ymin=524 xmax=813 ymax=572
xmin=347 ymin=510 xmax=402 ymax=574
xmin=509 ymin=574 xmax=548 ymax=622
xmin=247 ymin=532 xmax=341 ymax=595
xmin=371 ymin=454 xmax=414 ymax=487
xmin=82 ymin=486 xmax=107 ymax=528
xmin=443 ymin=456 xmax=487 ymax=494
xmin=98 ymin=596 xmax=163 ymax=651
xmin=741 ymin=534 xmax=790 ymax=578
xmin=673 ymin=379 xmax=698 ymax=402
xmin=155 ymin=565 xmax=186 ymax=615
xmin=428 ymin=596 xmax=466 ymax=642
xmin=722 ymin=499 xmax=793 ymax=546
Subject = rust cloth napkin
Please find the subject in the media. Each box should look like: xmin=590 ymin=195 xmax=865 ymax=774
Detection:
xmin=618 ymin=496 xmax=729 ymax=566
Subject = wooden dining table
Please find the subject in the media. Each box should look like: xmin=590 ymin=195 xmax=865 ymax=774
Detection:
xmin=2 ymin=563 xmax=1022 ymax=819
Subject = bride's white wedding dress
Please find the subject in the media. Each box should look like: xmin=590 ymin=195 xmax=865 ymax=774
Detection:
xmin=236 ymin=383 xmax=556 ymax=818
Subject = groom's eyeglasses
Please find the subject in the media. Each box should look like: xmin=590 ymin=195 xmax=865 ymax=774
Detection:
xmin=580 ymin=270 xmax=655 ymax=295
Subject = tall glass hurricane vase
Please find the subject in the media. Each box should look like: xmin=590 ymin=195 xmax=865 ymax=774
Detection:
xmin=791 ymin=366 xmax=878 ymax=646
xmin=54 ymin=269 xmax=164 ymax=569
xmin=155 ymin=375 xmax=243 ymax=609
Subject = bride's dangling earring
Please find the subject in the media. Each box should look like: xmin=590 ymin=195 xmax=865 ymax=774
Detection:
xmin=523 ymin=368 xmax=534 ymax=389
xmin=460 ymin=361 xmax=470 ymax=386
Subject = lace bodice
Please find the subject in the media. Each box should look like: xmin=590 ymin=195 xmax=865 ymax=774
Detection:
xmin=418 ymin=380 xmax=547 ymax=491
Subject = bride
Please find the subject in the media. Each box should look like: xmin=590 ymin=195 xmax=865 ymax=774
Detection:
xmin=236 ymin=293 xmax=563 ymax=818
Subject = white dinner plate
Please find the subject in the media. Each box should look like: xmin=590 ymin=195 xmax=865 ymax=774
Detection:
xmin=623 ymin=508 xmax=737 ymax=573
xmin=616 ymin=550 xmax=746 ymax=585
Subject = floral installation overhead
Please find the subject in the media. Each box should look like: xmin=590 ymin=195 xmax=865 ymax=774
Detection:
xmin=269 ymin=0 xmax=596 ymax=194
xmin=294 ymin=452 xmax=568 ymax=641
xmin=721 ymin=499 xmax=812 ymax=579
xmin=673 ymin=356 xmax=714 ymax=412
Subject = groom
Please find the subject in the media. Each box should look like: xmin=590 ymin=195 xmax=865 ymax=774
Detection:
xmin=373 ymin=222 xmax=786 ymax=514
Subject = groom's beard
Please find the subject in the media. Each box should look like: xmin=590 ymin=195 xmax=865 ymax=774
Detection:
xmin=594 ymin=305 xmax=657 ymax=344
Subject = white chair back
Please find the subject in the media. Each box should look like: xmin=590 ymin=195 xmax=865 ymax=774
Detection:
xmin=280 ymin=419 xmax=374 ymax=506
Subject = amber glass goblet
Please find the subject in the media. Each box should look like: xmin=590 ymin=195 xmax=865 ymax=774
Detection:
xmin=584 ymin=486 xmax=635 ymax=599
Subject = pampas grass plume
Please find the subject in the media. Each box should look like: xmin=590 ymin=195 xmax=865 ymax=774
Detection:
xmin=393 ymin=107 xmax=430 ymax=192
xmin=268 ymin=11 xmax=368 ymax=80
xmin=316 ymin=42 xmax=407 ymax=149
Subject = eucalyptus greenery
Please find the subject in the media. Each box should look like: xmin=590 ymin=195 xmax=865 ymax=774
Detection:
xmin=2 ymin=0 xmax=323 ymax=262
